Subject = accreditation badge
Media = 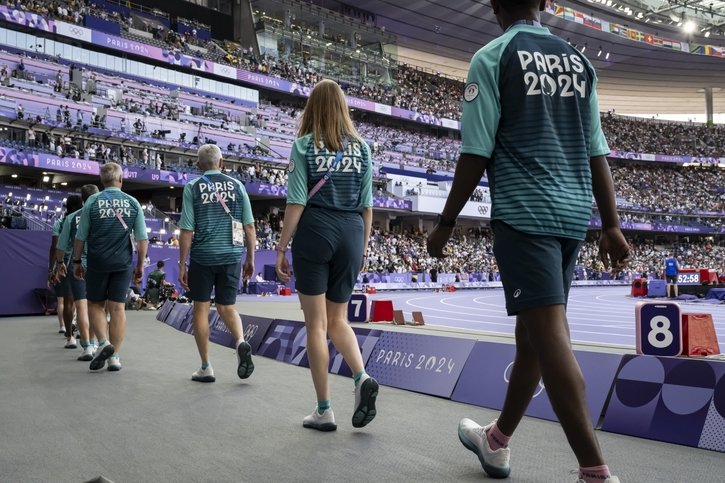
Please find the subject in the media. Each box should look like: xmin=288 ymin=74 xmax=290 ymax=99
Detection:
xmin=232 ymin=219 xmax=245 ymax=247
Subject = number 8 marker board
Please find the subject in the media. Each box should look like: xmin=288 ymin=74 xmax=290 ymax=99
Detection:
xmin=635 ymin=301 xmax=683 ymax=357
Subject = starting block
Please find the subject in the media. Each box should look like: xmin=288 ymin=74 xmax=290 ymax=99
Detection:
xmin=445 ymin=285 xmax=457 ymax=293
xmin=682 ymin=313 xmax=720 ymax=357
xmin=370 ymin=299 xmax=394 ymax=323
xmin=393 ymin=310 xmax=406 ymax=325
xmin=366 ymin=286 xmax=377 ymax=294
xmin=410 ymin=311 xmax=425 ymax=326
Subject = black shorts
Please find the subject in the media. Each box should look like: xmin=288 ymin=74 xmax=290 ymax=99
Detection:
xmin=62 ymin=274 xmax=87 ymax=301
xmin=86 ymin=267 xmax=132 ymax=304
xmin=53 ymin=278 xmax=65 ymax=298
xmin=666 ymin=275 xmax=678 ymax=284
xmin=492 ymin=221 xmax=582 ymax=316
xmin=188 ymin=260 xmax=241 ymax=306
xmin=292 ymin=207 xmax=363 ymax=303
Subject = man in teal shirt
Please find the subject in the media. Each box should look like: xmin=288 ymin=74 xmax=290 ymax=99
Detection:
xmin=427 ymin=1 xmax=629 ymax=482
xmin=72 ymin=162 xmax=148 ymax=373
xmin=178 ymin=144 xmax=257 ymax=384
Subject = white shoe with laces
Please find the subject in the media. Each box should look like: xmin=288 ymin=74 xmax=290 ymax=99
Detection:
xmin=302 ymin=407 xmax=337 ymax=432
xmin=458 ymin=419 xmax=511 ymax=479
xmin=77 ymin=345 xmax=94 ymax=361
xmin=64 ymin=337 xmax=77 ymax=349
xmin=191 ymin=365 xmax=216 ymax=383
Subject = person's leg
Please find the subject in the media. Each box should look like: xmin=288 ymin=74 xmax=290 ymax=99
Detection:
xmin=106 ymin=301 xmax=126 ymax=353
xmin=673 ymin=281 xmax=678 ymax=297
xmin=75 ymin=299 xmax=90 ymax=344
xmin=519 ymin=304 xmax=604 ymax=468
xmin=299 ymin=293 xmax=330 ymax=402
xmin=666 ymin=281 xmax=671 ymax=297
xmin=325 ymin=299 xmax=364 ymax=374
xmin=62 ymin=285 xmax=75 ymax=343
xmin=56 ymin=295 xmax=65 ymax=332
xmin=191 ymin=301 xmax=212 ymax=365
xmin=493 ymin=319 xmax=542 ymax=438
xmin=87 ymin=301 xmax=108 ymax=342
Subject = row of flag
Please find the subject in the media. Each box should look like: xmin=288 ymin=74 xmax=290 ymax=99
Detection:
xmin=545 ymin=1 xmax=724 ymax=59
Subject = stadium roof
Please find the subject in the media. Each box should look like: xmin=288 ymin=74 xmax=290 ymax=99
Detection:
xmin=335 ymin=0 xmax=725 ymax=117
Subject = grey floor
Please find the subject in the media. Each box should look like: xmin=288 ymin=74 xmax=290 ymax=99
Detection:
xmin=1 ymin=312 xmax=723 ymax=483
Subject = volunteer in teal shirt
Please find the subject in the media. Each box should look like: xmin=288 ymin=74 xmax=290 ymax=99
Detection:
xmin=178 ymin=144 xmax=257 ymax=384
xmin=427 ymin=1 xmax=630 ymax=482
xmin=72 ymin=162 xmax=148 ymax=373
xmin=275 ymin=79 xmax=379 ymax=433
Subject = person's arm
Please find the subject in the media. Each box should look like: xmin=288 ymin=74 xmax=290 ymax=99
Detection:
xmin=178 ymin=229 xmax=193 ymax=290
xmin=72 ymin=203 xmax=92 ymax=280
xmin=588 ymin=73 xmax=629 ymax=272
xmin=427 ymin=47 xmax=499 ymax=258
xmin=361 ymin=142 xmax=374 ymax=263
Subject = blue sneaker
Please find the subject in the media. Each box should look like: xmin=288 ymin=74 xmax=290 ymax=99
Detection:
xmin=458 ymin=419 xmax=511 ymax=478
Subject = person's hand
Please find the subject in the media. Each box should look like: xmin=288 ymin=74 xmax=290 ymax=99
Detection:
xmin=46 ymin=271 xmax=55 ymax=289
xmin=242 ymin=257 xmax=254 ymax=281
xmin=599 ymin=227 xmax=630 ymax=275
xmin=360 ymin=253 xmax=367 ymax=273
xmin=178 ymin=263 xmax=189 ymax=291
xmin=426 ymin=224 xmax=454 ymax=258
xmin=276 ymin=251 xmax=291 ymax=283
xmin=133 ymin=265 xmax=143 ymax=287
xmin=73 ymin=262 xmax=85 ymax=281
xmin=56 ymin=261 xmax=67 ymax=283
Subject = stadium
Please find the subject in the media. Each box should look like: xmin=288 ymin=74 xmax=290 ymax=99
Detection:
xmin=0 ymin=0 xmax=724 ymax=481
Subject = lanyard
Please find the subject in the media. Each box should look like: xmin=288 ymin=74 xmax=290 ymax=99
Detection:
xmin=201 ymin=175 xmax=233 ymax=219
xmin=101 ymin=191 xmax=128 ymax=230
xmin=307 ymin=139 xmax=349 ymax=201
xmin=506 ymin=19 xmax=542 ymax=33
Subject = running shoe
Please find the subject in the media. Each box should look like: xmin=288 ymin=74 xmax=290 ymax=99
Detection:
xmin=352 ymin=375 xmax=379 ymax=428
xmin=458 ymin=419 xmax=511 ymax=479
xmin=303 ymin=407 xmax=337 ymax=432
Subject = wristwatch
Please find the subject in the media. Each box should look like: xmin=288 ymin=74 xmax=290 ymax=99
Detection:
xmin=436 ymin=214 xmax=456 ymax=228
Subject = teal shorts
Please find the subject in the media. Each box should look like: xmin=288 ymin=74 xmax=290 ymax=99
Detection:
xmin=188 ymin=261 xmax=241 ymax=306
xmin=492 ymin=221 xmax=581 ymax=316
xmin=86 ymin=267 xmax=132 ymax=304
xmin=292 ymin=207 xmax=363 ymax=303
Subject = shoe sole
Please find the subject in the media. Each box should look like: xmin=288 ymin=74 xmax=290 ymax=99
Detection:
xmin=77 ymin=354 xmax=93 ymax=361
xmin=107 ymin=363 xmax=122 ymax=372
xmin=191 ymin=375 xmax=216 ymax=383
xmin=457 ymin=429 xmax=511 ymax=479
xmin=236 ymin=342 xmax=254 ymax=379
xmin=352 ymin=378 xmax=379 ymax=428
xmin=64 ymin=344 xmax=77 ymax=349
xmin=303 ymin=421 xmax=337 ymax=432
xmin=89 ymin=345 xmax=115 ymax=371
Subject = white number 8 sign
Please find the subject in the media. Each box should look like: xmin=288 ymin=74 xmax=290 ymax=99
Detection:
xmin=636 ymin=302 xmax=682 ymax=356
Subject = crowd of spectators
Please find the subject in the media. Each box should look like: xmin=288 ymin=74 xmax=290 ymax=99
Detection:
xmin=610 ymin=164 xmax=725 ymax=214
xmin=602 ymin=114 xmax=725 ymax=158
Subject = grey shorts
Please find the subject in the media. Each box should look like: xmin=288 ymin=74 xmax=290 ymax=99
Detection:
xmin=666 ymin=275 xmax=677 ymax=284
xmin=492 ymin=221 xmax=582 ymax=316
xmin=292 ymin=207 xmax=363 ymax=303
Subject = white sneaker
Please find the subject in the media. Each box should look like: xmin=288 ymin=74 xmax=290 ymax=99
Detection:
xmin=191 ymin=365 xmax=216 ymax=383
xmin=77 ymin=345 xmax=94 ymax=361
xmin=458 ymin=419 xmax=511 ymax=479
xmin=64 ymin=337 xmax=77 ymax=349
xmin=107 ymin=355 xmax=122 ymax=372
xmin=89 ymin=343 xmax=114 ymax=371
xmin=576 ymin=475 xmax=621 ymax=483
xmin=92 ymin=343 xmax=98 ymax=356
xmin=302 ymin=407 xmax=337 ymax=432
xmin=352 ymin=374 xmax=379 ymax=428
